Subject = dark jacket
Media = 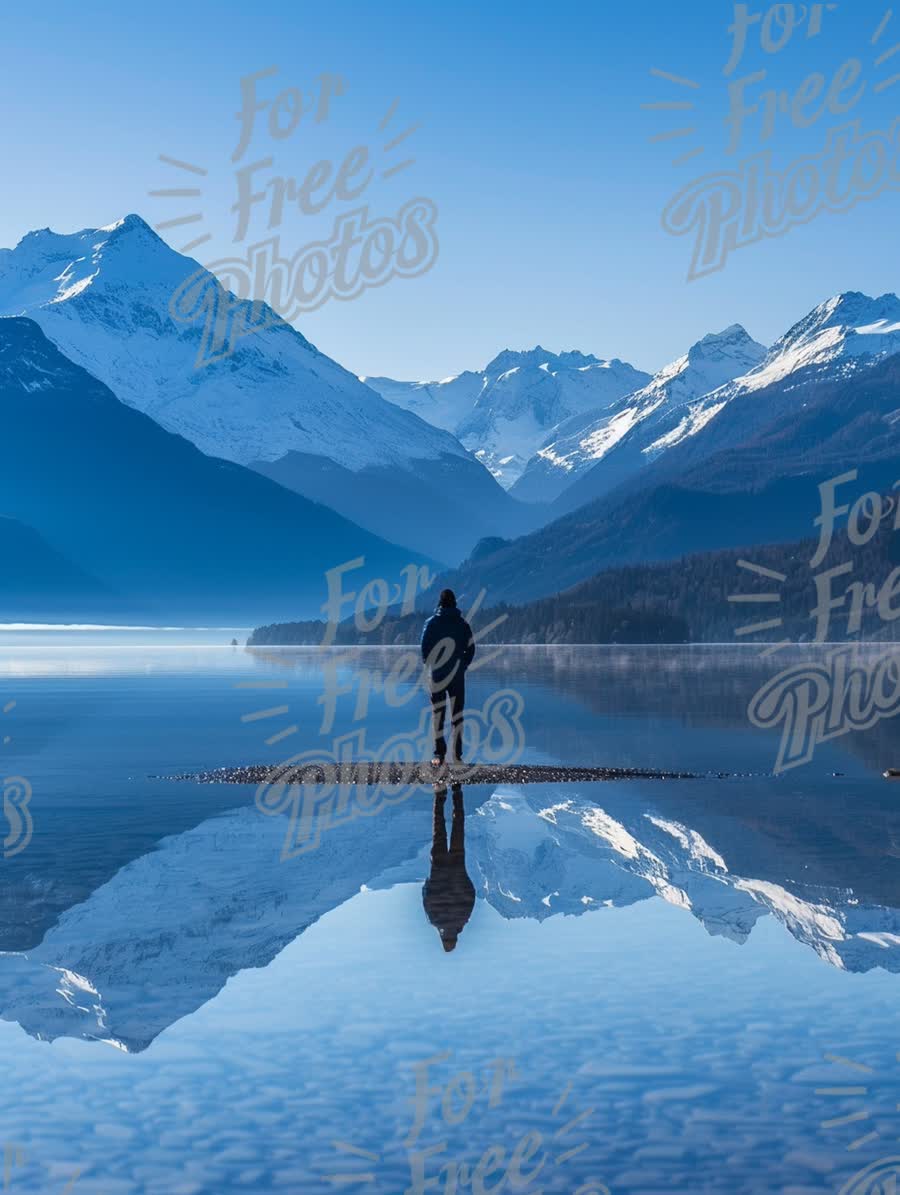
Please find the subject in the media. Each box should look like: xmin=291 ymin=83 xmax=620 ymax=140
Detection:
xmin=421 ymin=606 xmax=475 ymax=685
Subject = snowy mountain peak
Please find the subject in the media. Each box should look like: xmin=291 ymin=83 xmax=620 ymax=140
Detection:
xmin=733 ymin=290 xmax=900 ymax=396
xmin=596 ymin=291 xmax=900 ymax=488
xmin=0 ymin=214 xmax=474 ymax=475
xmin=818 ymin=289 xmax=900 ymax=323
xmin=366 ymin=345 xmax=650 ymax=487
xmin=510 ymin=324 xmax=766 ymax=503
xmin=705 ymin=322 xmax=745 ymax=338
xmin=486 ymin=345 xmax=546 ymax=371
xmin=776 ymin=290 xmax=900 ymax=352
xmin=1 ymin=213 xmax=202 ymax=318
xmin=688 ymin=323 xmax=761 ymax=362
xmin=99 ymin=212 xmax=154 ymax=235
xmin=483 ymin=345 xmax=601 ymax=378
xmin=12 ymin=212 xmax=155 ymax=261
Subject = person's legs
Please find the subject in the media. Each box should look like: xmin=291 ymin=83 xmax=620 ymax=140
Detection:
xmin=448 ymin=675 xmax=466 ymax=762
xmin=430 ymin=682 xmax=448 ymax=762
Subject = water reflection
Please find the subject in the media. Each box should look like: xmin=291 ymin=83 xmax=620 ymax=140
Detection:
xmin=2 ymin=772 xmax=900 ymax=1054
xmin=424 ymin=783 xmax=476 ymax=952
xmin=467 ymin=783 xmax=900 ymax=974
xmin=2 ymin=644 xmax=900 ymax=1061
xmin=2 ymin=643 xmax=900 ymax=1195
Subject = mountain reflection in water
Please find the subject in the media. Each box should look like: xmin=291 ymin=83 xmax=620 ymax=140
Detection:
xmin=1 ymin=770 xmax=898 ymax=1052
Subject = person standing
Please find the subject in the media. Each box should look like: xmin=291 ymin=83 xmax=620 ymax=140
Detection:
xmin=420 ymin=589 xmax=475 ymax=766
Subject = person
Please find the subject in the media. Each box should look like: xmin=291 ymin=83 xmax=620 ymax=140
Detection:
xmin=422 ymin=783 xmax=475 ymax=952
xmin=421 ymin=588 xmax=475 ymax=766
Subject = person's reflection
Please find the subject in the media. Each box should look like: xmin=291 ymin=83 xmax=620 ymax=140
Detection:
xmin=423 ymin=783 xmax=475 ymax=952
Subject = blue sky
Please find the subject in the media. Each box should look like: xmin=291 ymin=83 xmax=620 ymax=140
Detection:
xmin=1 ymin=0 xmax=897 ymax=378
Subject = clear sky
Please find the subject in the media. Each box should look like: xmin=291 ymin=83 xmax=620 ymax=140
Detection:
xmin=1 ymin=0 xmax=897 ymax=379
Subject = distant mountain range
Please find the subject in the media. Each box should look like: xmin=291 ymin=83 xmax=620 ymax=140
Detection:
xmin=370 ymin=292 xmax=900 ymax=521
xmin=0 ymin=208 xmax=897 ymax=628
xmin=364 ymin=347 xmax=650 ymax=487
xmin=548 ymin=290 xmax=900 ymax=518
xmin=435 ymin=297 xmax=900 ymax=606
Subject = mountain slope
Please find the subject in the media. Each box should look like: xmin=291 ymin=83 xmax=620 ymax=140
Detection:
xmin=365 ymin=346 xmax=650 ymax=487
xmin=439 ymin=349 xmax=900 ymax=604
xmin=512 ymin=324 xmax=766 ymax=505
xmin=0 ymin=214 xmax=520 ymax=563
xmin=360 ymin=369 xmax=484 ymax=434
xmin=0 ymin=516 xmax=118 ymax=620
xmin=0 ymin=317 xmax=434 ymax=621
xmin=554 ymin=292 xmax=900 ymax=515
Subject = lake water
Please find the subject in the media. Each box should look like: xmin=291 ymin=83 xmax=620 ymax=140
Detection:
xmin=1 ymin=639 xmax=899 ymax=1195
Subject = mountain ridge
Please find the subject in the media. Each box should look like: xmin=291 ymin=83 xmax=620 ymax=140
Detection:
xmin=364 ymin=344 xmax=651 ymax=487
xmin=512 ymin=323 xmax=767 ymax=505
xmin=434 ymin=346 xmax=900 ymax=605
xmin=554 ymin=290 xmax=900 ymax=513
xmin=0 ymin=213 xmax=522 ymax=562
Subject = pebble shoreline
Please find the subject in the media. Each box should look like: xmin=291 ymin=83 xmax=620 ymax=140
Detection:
xmin=167 ymin=762 xmax=756 ymax=786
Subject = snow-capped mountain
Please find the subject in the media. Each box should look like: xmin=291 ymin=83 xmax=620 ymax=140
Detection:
xmin=511 ymin=324 xmax=767 ymax=505
xmin=552 ymin=292 xmax=900 ymax=515
xmin=0 ymin=215 xmax=520 ymax=563
xmin=365 ymin=346 xmax=651 ymax=488
xmin=726 ymin=290 xmax=900 ymax=397
xmin=626 ymin=291 xmax=900 ymax=470
xmin=443 ymin=347 xmax=900 ymax=604
xmin=360 ymin=369 xmax=484 ymax=435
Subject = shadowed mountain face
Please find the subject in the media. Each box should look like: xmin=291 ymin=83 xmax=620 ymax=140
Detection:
xmin=2 ymin=768 xmax=898 ymax=1053
xmin=0 ymin=317 xmax=436 ymax=621
xmin=0 ymin=516 xmax=117 ymax=620
xmin=250 ymin=447 xmax=540 ymax=566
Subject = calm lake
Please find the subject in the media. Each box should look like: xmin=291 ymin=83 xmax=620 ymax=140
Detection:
xmin=0 ymin=638 xmax=898 ymax=1195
